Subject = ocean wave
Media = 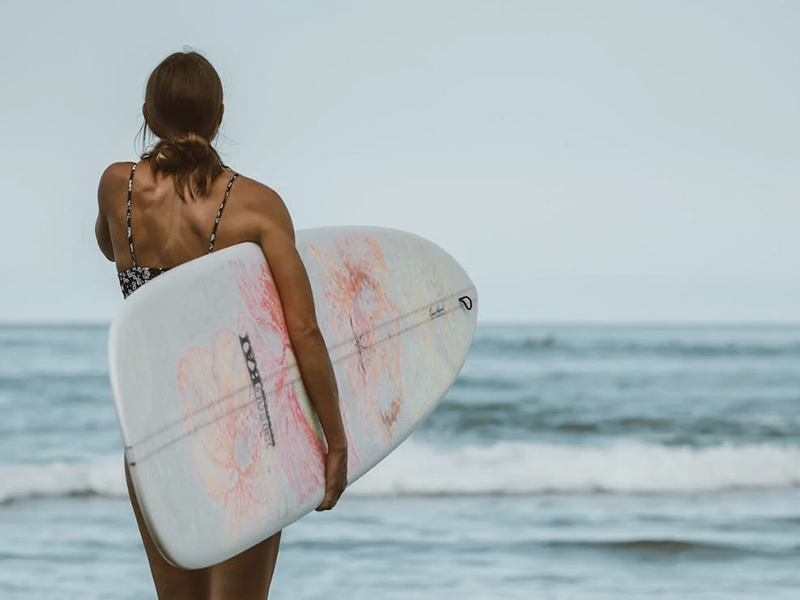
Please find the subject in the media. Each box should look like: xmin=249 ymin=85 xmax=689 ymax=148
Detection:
xmin=1 ymin=441 xmax=798 ymax=505
xmin=543 ymin=539 xmax=753 ymax=558
xmin=471 ymin=334 xmax=557 ymax=353
xmin=424 ymin=405 xmax=800 ymax=442
xmin=0 ymin=457 xmax=127 ymax=505
xmin=348 ymin=440 xmax=800 ymax=496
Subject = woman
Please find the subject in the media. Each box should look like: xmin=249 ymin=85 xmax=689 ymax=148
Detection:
xmin=95 ymin=51 xmax=348 ymax=600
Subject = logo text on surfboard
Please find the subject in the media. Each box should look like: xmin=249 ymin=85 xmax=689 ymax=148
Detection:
xmin=429 ymin=304 xmax=446 ymax=319
xmin=239 ymin=333 xmax=276 ymax=448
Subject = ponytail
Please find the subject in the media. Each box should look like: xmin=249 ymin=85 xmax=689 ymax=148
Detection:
xmin=146 ymin=133 xmax=223 ymax=199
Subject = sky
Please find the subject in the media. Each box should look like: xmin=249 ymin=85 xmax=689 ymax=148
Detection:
xmin=0 ymin=1 xmax=798 ymax=323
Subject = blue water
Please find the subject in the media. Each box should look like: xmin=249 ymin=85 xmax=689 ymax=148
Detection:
xmin=1 ymin=324 xmax=798 ymax=599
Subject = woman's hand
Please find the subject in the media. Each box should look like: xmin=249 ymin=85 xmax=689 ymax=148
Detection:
xmin=316 ymin=447 xmax=348 ymax=511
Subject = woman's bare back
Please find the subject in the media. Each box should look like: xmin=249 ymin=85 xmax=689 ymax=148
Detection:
xmin=99 ymin=160 xmax=277 ymax=273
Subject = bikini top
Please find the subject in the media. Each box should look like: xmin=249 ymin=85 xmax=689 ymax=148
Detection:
xmin=117 ymin=162 xmax=239 ymax=298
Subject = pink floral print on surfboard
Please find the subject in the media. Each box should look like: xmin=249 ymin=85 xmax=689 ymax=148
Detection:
xmin=176 ymin=258 xmax=334 ymax=531
xmin=309 ymin=233 xmax=403 ymax=445
xmin=176 ymin=327 xmax=278 ymax=534
xmin=232 ymin=259 xmax=360 ymax=485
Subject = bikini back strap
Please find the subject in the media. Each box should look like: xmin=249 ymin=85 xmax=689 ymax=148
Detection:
xmin=126 ymin=162 xmax=139 ymax=267
xmin=208 ymin=172 xmax=240 ymax=253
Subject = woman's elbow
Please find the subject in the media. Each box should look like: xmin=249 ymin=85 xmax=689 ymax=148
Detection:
xmin=285 ymin=317 xmax=323 ymax=342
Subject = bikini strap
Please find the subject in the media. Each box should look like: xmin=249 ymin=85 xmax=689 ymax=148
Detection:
xmin=208 ymin=172 xmax=240 ymax=253
xmin=126 ymin=162 xmax=139 ymax=267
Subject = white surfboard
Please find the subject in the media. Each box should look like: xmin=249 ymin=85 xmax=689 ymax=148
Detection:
xmin=108 ymin=226 xmax=477 ymax=568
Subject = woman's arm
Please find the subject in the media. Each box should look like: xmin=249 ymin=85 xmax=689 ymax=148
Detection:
xmin=95 ymin=165 xmax=121 ymax=261
xmin=245 ymin=185 xmax=348 ymax=511
xmin=95 ymin=214 xmax=114 ymax=261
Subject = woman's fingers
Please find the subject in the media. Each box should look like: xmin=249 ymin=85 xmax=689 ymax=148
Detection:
xmin=315 ymin=449 xmax=348 ymax=511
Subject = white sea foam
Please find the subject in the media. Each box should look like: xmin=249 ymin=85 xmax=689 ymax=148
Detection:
xmin=0 ymin=456 xmax=127 ymax=504
xmin=348 ymin=440 xmax=800 ymax=496
xmin=1 ymin=441 xmax=799 ymax=505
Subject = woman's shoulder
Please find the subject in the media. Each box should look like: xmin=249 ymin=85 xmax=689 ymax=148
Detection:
xmin=226 ymin=172 xmax=295 ymax=241
xmin=97 ymin=161 xmax=136 ymax=213
xmin=228 ymin=172 xmax=280 ymax=204
xmin=99 ymin=161 xmax=136 ymax=187
xmin=229 ymin=174 xmax=288 ymax=217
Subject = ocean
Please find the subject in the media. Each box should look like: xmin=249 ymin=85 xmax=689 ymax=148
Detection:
xmin=0 ymin=324 xmax=798 ymax=599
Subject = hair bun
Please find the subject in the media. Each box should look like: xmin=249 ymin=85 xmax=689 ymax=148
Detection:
xmin=149 ymin=132 xmax=223 ymax=199
xmin=155 ymin=132 xmax=210 ymax=161
xmin=173 ymin=132 xmax=210 ymax=149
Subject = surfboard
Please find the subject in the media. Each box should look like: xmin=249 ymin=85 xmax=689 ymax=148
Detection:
xmin=108 ymin=226 xmax=477 ymax=569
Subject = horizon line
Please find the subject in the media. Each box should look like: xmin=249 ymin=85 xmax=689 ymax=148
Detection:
xmin=1 ymin=318 xmax=799 ymax=328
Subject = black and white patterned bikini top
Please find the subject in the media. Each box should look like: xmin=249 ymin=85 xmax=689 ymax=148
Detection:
xmin=117 ymin=162 xmax=239 ymax=298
